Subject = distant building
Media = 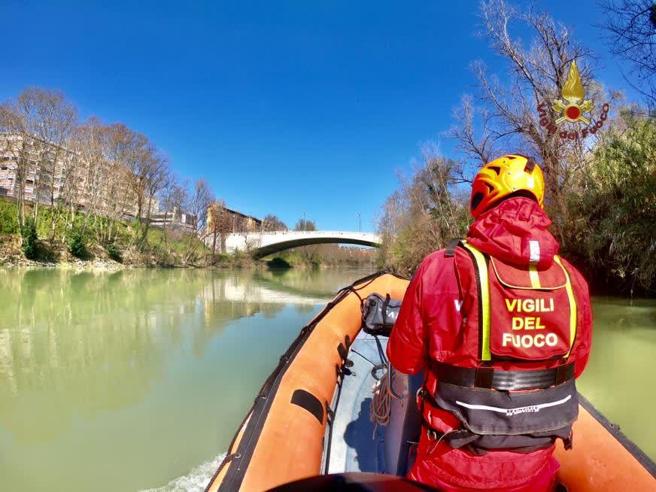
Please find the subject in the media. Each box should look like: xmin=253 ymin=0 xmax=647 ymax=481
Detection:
xmin=0 ymin=132 xmax=194 ymax=231
xmin=150 ymin=207 xmax=197 ymax=231
xmin=0 ymin=132 xmax=139 ymax=218
xmin=204 ymin=205 xmax=263 ymax=253
xmin=0 ymin=132 xmax=77 ymax=205
xmin=224 ymin=207 xmax=262 ymax=232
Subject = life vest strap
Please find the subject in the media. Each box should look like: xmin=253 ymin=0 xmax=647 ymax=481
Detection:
xmin=428 ymin=360 xmax=574 ymax=391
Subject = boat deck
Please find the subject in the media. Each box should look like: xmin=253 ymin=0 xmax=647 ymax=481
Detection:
xmin=324 ymin=331 xmax=422 ymax=476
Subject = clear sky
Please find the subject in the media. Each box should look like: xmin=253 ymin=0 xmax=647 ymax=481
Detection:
xmin=0 ymin=0 xmax=639 ymax=231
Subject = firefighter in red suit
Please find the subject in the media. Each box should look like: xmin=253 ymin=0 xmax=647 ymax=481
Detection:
xmin=387 ymin=155 xmax=592 ymax=492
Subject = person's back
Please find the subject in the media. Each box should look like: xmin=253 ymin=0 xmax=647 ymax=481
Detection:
xmin=387 ymin=155 xmax=592 ymax=492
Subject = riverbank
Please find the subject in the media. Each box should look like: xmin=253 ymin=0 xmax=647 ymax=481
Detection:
xmin=0 ymin=237 xmax=375 ymax=272
xmin=1 ymin=198 xmax=377 ymax=271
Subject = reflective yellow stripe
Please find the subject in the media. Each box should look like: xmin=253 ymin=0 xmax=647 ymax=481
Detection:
xmin=528 ymin=264 xmax=541 ymax=289
xmin=462 ymin=241 xmax=491 ymax=361
xmin=554 ymin=256 xmax=577 ymax=356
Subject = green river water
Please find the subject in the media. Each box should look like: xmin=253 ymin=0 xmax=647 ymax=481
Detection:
xmin=0 ymin=268 xmax=654 ymax=491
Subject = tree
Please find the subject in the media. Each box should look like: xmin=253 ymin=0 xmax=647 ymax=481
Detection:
xmin=0 ymin=88 xmax=78 ymax=231
xmin=103 ymin=124 xmax=153 ymax=225
xmin=566 ymin=110 xmax=656 ymax=293
xmin=207 ymin=200 xmax=233 ymax=256
xmin=294 ymin=218 xmax=316 ymax=231
xmin=602 ymin=0 xmax=656 ymax=109
xmin=183 ymin=179 xmax=214 ymax=263
xmin=188 ymin=179 xmax=214 ymax=236
xmin=104 ymin=123 xmax=139 ymax=240
xmin=378 ymin=151 xmax=469 ymax=275
xmin=127 ymin=137 xmax=155 ymax=225
xmin=160 ymin=175 xmax=188 ymax=242
xmin=69 ymin=117 xmax=111 ymax=233
xmin=0 ymin=107 xmax=29 ymax=227
xmin=102 ymin=123 xmax=171 ymax=246
xmin=449 ymin=0 xmax=618 ymax=244
xmin=291 ymin=218 xmax=319 ymax=265
xmin=140 ymin=151 xmax=170 ymax=244
xmin=262 ymin=214 xmax=287 ymax=231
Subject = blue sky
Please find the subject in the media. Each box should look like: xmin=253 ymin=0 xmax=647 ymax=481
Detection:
xmin=0 ymin=1 xmax=639 ymax=231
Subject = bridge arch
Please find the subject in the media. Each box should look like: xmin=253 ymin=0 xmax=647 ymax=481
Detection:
xmin=219 ymin=231 xmax=381 ymax=259
xmin=252 ymin=235 xmax=379 ymax=259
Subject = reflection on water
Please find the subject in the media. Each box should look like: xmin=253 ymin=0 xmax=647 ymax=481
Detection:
xmin=0 ymin=270 xmax=654 ymax=492
xmin=577 ymin=297 xmax=656 ymax=462
xmin=0 ymin=268 xmax=371 ymax=492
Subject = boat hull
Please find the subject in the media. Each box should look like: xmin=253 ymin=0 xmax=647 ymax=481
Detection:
xmin=206 ymin=273 xmax=408 ymax=491
xmin=206 ymin=272 xmax=656 ymax=491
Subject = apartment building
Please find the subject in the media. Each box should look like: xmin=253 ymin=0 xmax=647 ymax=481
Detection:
xmin=0 ymin=132 xmax=134 ymax=216
xmin=0 ymin=133 xmax=166 ymax=226
xmin=150 ymin=208 xmax=197 ymax=231
xmin=225 ymin=207 xmax=262 ymax=232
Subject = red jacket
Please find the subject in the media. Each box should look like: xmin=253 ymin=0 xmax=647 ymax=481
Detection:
xmin=387 ymin=197 xmax=593 ymax=491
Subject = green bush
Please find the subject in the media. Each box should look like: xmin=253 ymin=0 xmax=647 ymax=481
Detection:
xmin=266 ymin=257 xmax=292 ymax=269
xmin=106 ymin=242 xmax=122 ymax=262
xmin=0 ymin=200 xmax=19 ymax=234
xmin=67 ymin=227 xmax=88 ymax=259
xmin=565 ymin=111 xmax=656 ymax=293
xmin=20 ymin=217 xmax=38 ymax=259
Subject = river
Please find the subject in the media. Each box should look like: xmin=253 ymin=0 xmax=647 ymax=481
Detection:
xmin=0 ymin=268 xmax=654 ymax=491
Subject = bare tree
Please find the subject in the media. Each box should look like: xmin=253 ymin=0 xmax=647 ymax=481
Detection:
xmin=160 ymin=175 xmax=188 ymax=243
xmin=140 ymin=152 xmax=170 ymax=244
xmin=207 ymin=200 xmax=233 ymax=256
xmin=188 ymin=179 xmax=214 ymax=236
xmin=294 ymin=218 xmax=316 ymax=231
xmin=449 ymin=95 xmax=495 ymax=165
xmin=126 ymin=136 xmax=154 ymax=224
xmin=103 ymin=124 xmax=141 ymax=242
xmin=2 ymin=89 xmax=78 ymax=236
xmin=262 ymin=214 xmax=288 ymax=231
xmin=0 ymin=106 xmax=29 ymax=227
xmin=102 ymin=123 xmax=156 ymax=229
xmin=378 ymin=152 xmax=469 ymax=275
xmin=602 ymin=0 xmax=656 ymax=109
xmin=69 ymin=117 xmax=110 ymax=233
xmin=183 ymin=179 xmax=214 ymax=263
xmin=292 ymin=218 xmax=320 ymax=264
xmin=448 ymin=0 xmax=620 ymax=243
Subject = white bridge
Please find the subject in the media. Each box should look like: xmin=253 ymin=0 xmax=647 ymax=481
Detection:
xmin=212 ymin=230 xmax=381 ymax=258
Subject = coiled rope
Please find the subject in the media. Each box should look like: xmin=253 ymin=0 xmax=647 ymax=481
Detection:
xmin=370 ymin=363 xmax=393 ymax=428
xmin=369 ymin=335 xmax=404 ymax=436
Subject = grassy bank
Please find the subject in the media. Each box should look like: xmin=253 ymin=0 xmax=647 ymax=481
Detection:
xmin=267 ymin=244 xmax=377 ymax=270
xmin=0 ymin=198 xmax=377 ymax=270
xmin=0 ymin=197 xmax=219 ymax=268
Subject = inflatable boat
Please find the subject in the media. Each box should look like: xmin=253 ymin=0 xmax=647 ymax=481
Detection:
xmin=206 ymin=272 xmax=656 ymax=491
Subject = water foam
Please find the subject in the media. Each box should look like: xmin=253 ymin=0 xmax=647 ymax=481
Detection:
xmin=142 ymin=452 xmax=226 ymax=492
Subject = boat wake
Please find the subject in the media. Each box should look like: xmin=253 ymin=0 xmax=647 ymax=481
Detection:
xmin=142 ymin=453 xmax=226 ymax=492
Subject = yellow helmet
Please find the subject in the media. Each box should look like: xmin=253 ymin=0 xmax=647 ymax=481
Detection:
xmin=470 ymin=154 xmax=545 ymax=218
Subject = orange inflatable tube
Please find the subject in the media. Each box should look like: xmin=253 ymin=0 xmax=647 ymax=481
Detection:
xmin=206 ymin=273 xmax=408 ymax=491
xmin=206 ymin=273 xmax=656 ymax=491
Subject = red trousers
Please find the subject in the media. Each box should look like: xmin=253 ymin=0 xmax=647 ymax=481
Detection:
xmin=408 ymin=429 xmax=560 ymax=492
